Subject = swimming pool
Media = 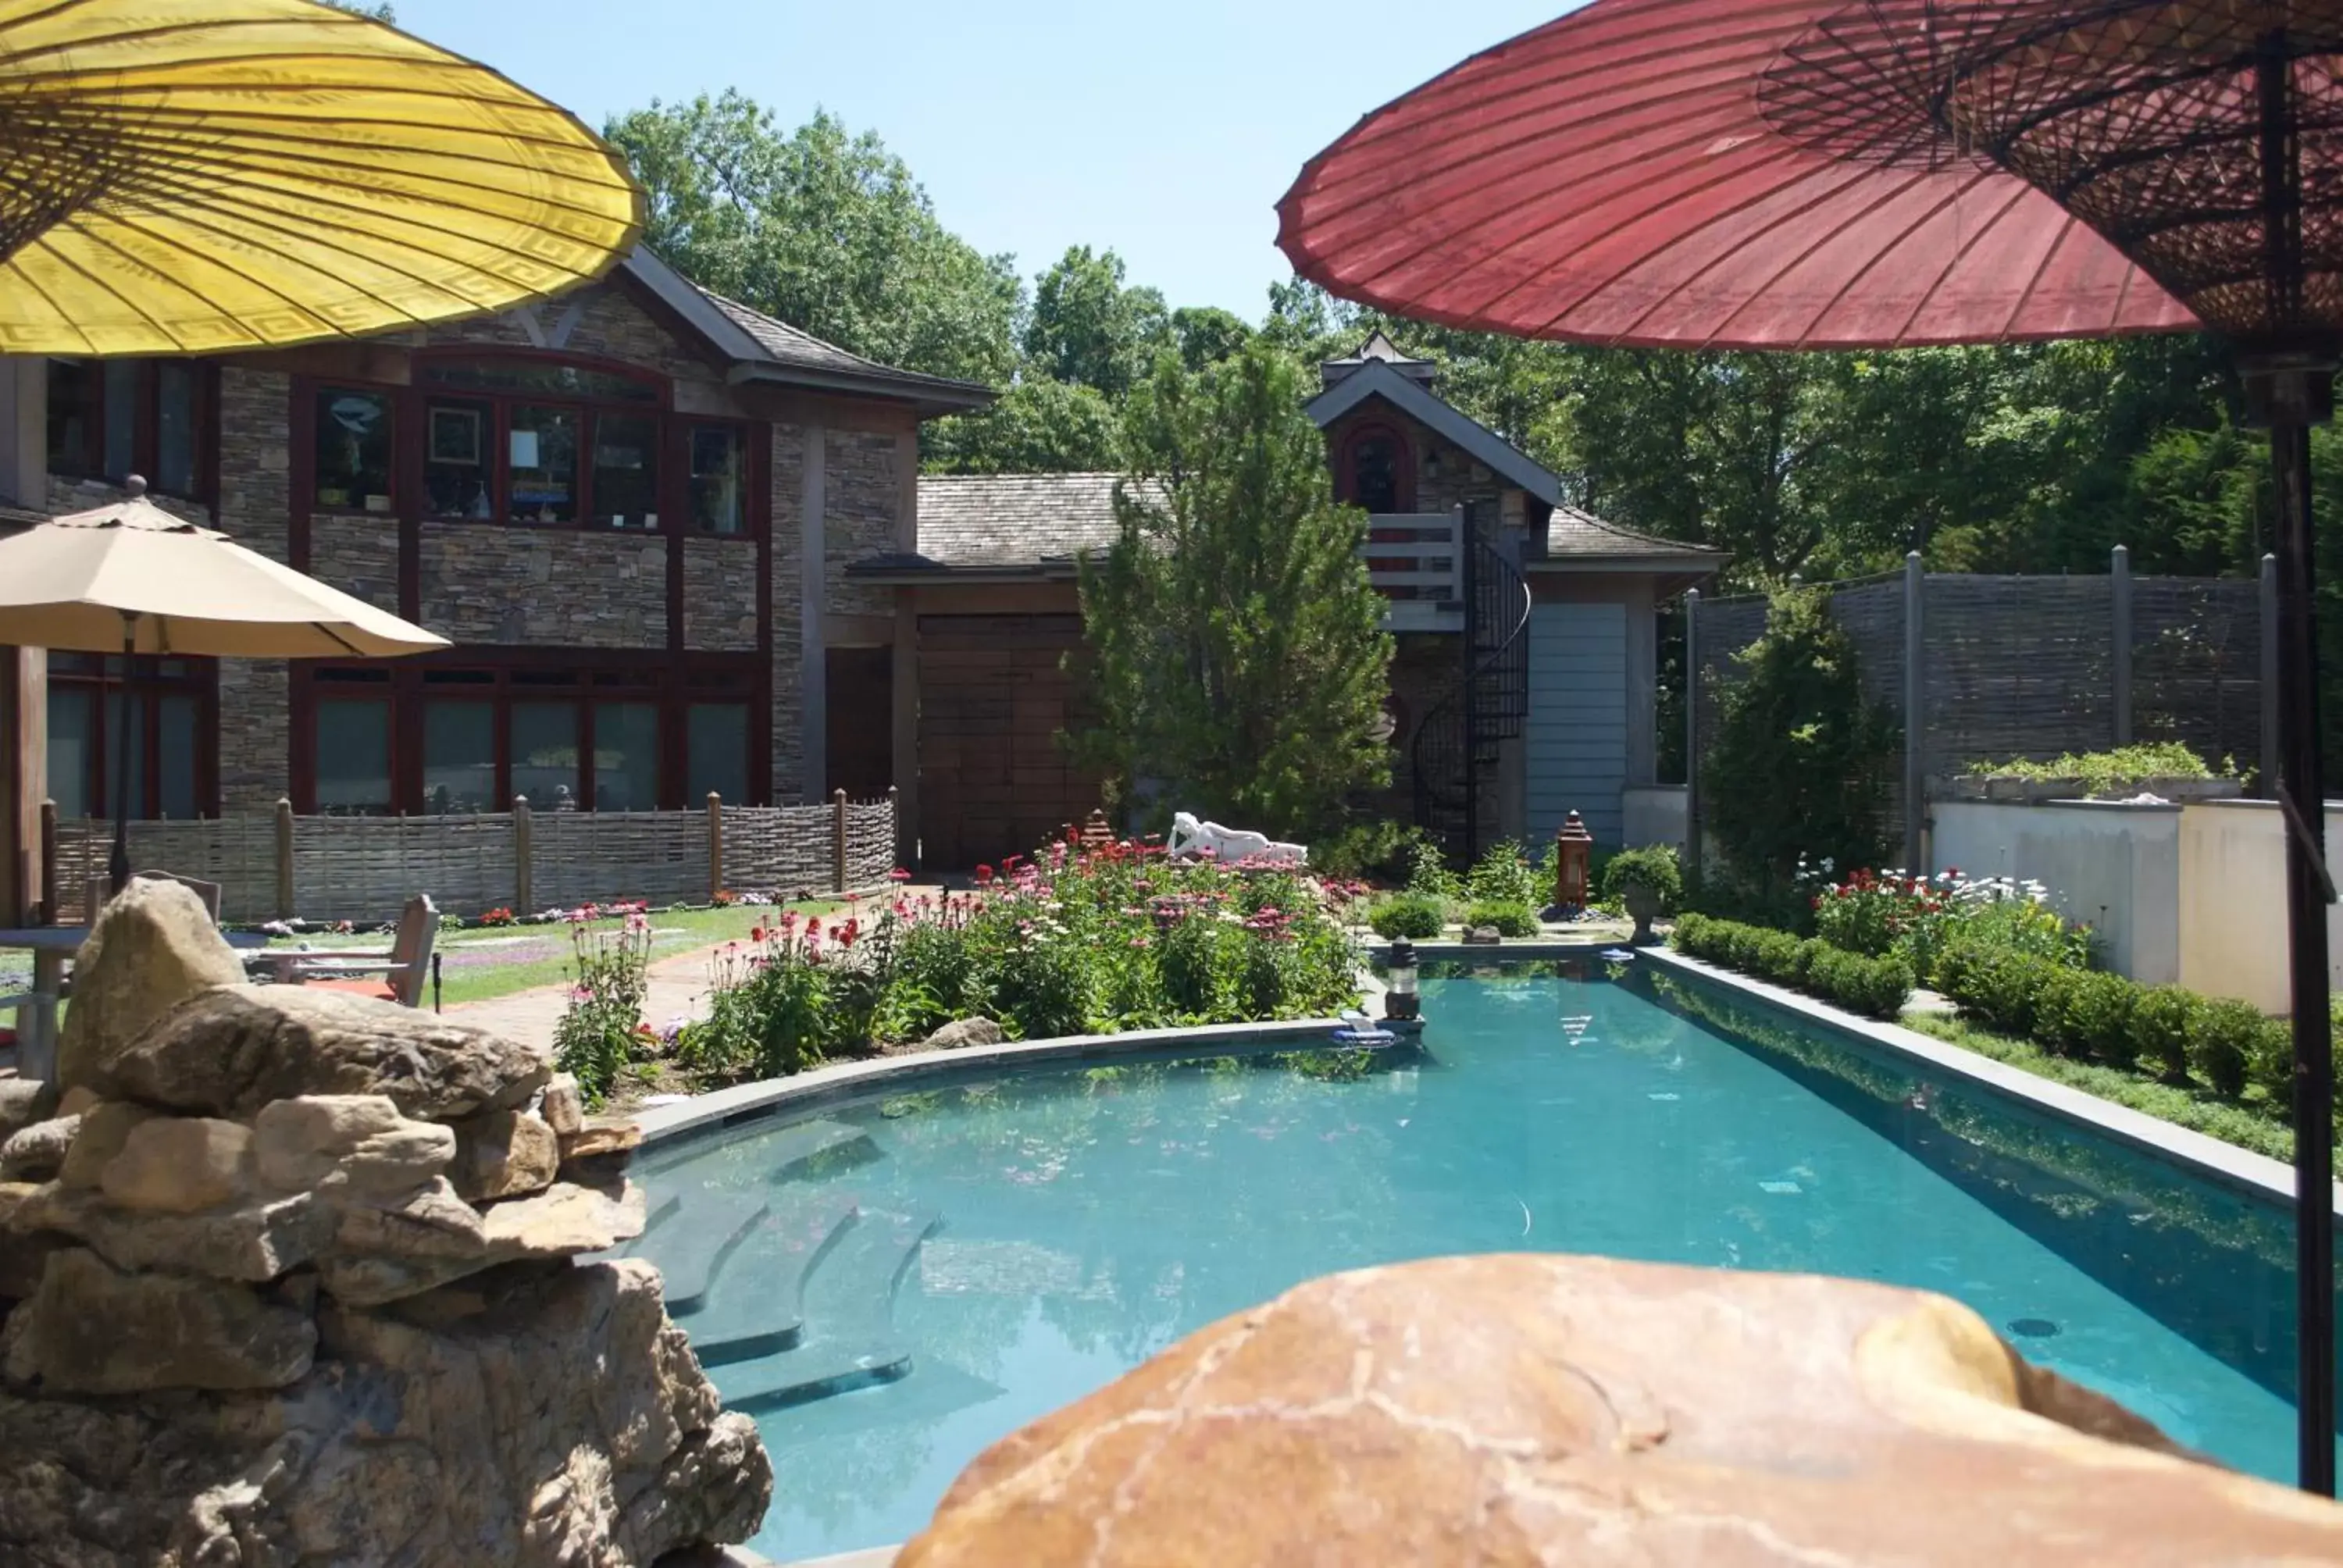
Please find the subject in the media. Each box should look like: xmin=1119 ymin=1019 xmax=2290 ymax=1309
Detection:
xmin=626 ymin=959 xmax=2341 ymax=1563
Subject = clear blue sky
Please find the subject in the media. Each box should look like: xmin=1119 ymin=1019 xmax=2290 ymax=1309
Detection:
xmin=393 ymin=0 xmax=1574 ymax=319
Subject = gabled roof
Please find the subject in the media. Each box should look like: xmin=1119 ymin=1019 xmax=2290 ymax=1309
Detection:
xmin=1305 ymin=358 xmax=1563 ymax=506
xmin=850 ymin=472 xmax=1145 ymax=580
xmin=1540 ymin=504 xmax=1722 ymax=570
xmin=620 ymin=248 xmax=993 ymax=417
xmin=1321 ymin=329 xmax=1436 ymax=388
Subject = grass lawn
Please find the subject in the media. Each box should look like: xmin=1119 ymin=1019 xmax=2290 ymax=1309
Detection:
xmin=1900 ymin=1010 xmax=2298 ymax=1163
xmin=252 ymin=900 xmax=842 ymax=1010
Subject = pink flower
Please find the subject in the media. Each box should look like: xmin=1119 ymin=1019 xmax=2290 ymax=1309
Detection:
xmin=890 ymin=868 xmax=912 ymax=882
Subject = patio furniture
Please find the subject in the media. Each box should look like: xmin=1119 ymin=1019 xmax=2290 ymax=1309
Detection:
xmin=263 ymin=894 xmax=440 ymax=1009
xmin=0 ymin=925 xmax=269 ymax=1082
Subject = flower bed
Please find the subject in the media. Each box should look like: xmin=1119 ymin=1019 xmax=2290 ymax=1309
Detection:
xmin=565 ymin=832 xmax=1368 ymax=1099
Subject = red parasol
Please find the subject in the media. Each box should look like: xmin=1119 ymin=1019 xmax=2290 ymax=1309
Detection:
xmin=1281 ymin=0 xmax=2339 ymax=1495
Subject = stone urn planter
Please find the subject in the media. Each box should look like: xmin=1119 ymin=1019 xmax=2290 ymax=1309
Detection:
xmin=1620 ymin=882 xmax=1664 ymax=945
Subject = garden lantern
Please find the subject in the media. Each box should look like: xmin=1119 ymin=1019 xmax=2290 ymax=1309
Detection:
xmin=1553 ymin=813 xmax=1594 ymax=912
xmin=1384 ymin=937 xmax=1420 ymax=1022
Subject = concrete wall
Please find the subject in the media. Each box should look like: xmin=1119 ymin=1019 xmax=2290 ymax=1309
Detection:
xmin=2177 ymin=800 xmax=2343 ymax=1014
xmin=1931 ymin=800 xmax=2181 ymax=982
xmin=1621 ymin=786 xmax=1687 ymax=851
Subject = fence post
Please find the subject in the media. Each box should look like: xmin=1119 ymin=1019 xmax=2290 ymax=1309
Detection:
xmin=2110 ymin=543 xmax=2134 ymax=746
xmin=273 ymin=798 xmax=294 ymax=920
xmin=1903 ymin=551 xmax=1926 ymax=875
xmin=513 ymin=796 xmax=533 ymax=914
xmin=832 ymin=789 xmax=849 ymax=893
xmin=706 ymin=791 xmax=724 ymax=903
xmin=1681 ymin=588 xmax=1701 ymax=875
xmin=37 ymin=798 xmax=55 ymax=925
xmin=2262 ymin=552 xmax=2281 ymax=797
xmin=886 ymin=785 xmax=900 ymax=874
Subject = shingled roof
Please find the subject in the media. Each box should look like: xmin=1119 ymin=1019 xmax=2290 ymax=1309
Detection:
xmin=845 ymin=472 xmax=1144 ymax=579
xmin=1541 ymin=504 xmax=1721 ymax=565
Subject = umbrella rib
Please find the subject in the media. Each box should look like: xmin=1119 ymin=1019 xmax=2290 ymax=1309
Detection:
xmin=1997 ymin=216 xmax=2078 ymax=340
xmin=23 ymin=87 xmax=632 ymax=165
xmin=26 ymin=224 xmax=181 ymax=346
xmin=70 ymin=209 xmax=364 ymax=341
xmin=1885 ymin=177 xmax=2043 ymax=343
xmin=4 ymin=244 xmax=92 ymax=353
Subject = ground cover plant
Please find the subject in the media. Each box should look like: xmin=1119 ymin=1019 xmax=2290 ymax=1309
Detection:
xmin=1963 ymin=740 xmax=2235 ymax=797
xmin=603 ymin=832 xmax=1368 ymax=1092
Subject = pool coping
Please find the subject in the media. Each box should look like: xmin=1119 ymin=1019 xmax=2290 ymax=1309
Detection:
xmin=1632 ymin=945 xmax=2343 ymax=1220
xmin=633 ymin=1015 xmax=1371 ymax=1149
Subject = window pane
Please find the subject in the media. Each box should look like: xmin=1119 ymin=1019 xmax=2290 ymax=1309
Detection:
xmin=686 ymin=703 xmax=749 ymax=806
xmin=158 ymin=693 xmax=198 ymax=819
xmin=1350 ymin=434 xmax=1400 ymax=513
xmin=424 ymin=397 xmax=493 ymax=519
xmin=423 ymin=700 xmax=495 ymax=814
xmin=591 ymin=701 xmax=659 ymax=810
xmin=316 ymin=388 xmax=394 ymax=513
xmin=315 ymin=700 xmax=390 ymax=816
xmin=156 ymin=364 xmax=198 ymax=497
xmin=591 ymin=414 xmax=659 ymax=530
xmin=689 ymin=425 xmax=745 ymax=534
xmin=46 ymin=359 xmax=95 ymax=475
xmin=511 ymin=701 xmax=579 ymax=811
xmin=102 ymin=362 xmax=137 ymax=483
xmin=45 ymin=686 xmax=92 ymax=819
xmin=507 ymin=404 xmax=578 ymax=525
xmin=102 ymin=691 xmax=148 ymax=818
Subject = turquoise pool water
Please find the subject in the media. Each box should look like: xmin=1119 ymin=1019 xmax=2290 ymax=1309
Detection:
xmin=629 ymin=960 xmax=2337 ymax=1562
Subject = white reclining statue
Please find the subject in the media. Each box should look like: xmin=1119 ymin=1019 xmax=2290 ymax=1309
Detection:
xmin=1166 ymin=811 xmax=1307 ymax=867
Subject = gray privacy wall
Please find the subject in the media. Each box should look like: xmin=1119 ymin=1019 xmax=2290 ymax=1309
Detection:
xmin=1527 ymin=601 xmax=1628 ymax=846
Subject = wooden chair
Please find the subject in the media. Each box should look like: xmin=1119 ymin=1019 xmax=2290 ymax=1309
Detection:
xmin=264 ymin=894 xmax=440 ymax=1008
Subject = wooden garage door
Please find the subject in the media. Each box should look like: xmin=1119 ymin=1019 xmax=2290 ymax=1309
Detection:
xmin=918 ymin=615 xmax=1103 ymax=869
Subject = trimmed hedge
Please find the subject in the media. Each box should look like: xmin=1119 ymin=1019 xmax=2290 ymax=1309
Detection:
xmin=1933 ymin=938 xmax=2289 ymax=1103
xmin=1462 ymin=900 xmax=1541 ymax=938
xmin=1368 ymin=893 xmax=1446 ymax=940
xmin=1671 ymin=912 xmax=1914 ymax=1020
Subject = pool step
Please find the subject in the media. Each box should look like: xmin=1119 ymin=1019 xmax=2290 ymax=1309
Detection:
xmin=687 ymin=1190 xmax=861 ymax=1367
xmin=709 ymin=1206 xmax=939 ymax=1410
xmin=765 ymin=1359 xmax=1006 ymax=1440
xmin=765 ymin=1118 xmax=880 ymax=1181
xmin=616 ymin=1191 xmax=768 ymax=1315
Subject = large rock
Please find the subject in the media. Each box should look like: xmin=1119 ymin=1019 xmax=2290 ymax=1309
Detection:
xmin=900 ymin=1254 xmax=2343 ymax=1566
xmin=0 ymin=1078 xmax=55 ymax=1139
xmin=2 ymin=1246 xmax=314 ymax=1394
xmin=98 ymin=1116 xmax=253 ymax=1213
xmin=99 ymin=984 xmax=551 ymax=1119
xmin=0 ymin=1260 xmax=769 ymax=1564
xmin=55 ymin=1100 xmax=159 ymax=1188
xmin=0 ymin=1114 xmax=78 ymax=1181
xmin=449 ymin=1108 xmax=560 ymax=1202
xmin=9 ymin=1181 xmax=333 ymax=1282
xmin=922 ymin=1016 xmax=1006 ymax=1052
xmin=55 ymin=878 xmax=247 ymax=1092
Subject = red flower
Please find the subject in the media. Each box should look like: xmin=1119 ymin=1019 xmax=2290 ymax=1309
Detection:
xmin=751 ymin=926 xmax=766 ymax=943
xmin=975 ymin=864 xmax=996 ymax=886
xmin=890 ymin=868 xmax=912 ymax=882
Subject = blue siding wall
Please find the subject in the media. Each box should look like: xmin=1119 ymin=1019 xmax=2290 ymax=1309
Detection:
xmin=1526 ymin=601 xmax=1628 ymax=847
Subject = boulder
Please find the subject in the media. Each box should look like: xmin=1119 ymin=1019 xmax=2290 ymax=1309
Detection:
xmin=480 ymin=1178 xmax=647 ymax=1261
xmin=0 ymin=1078 xmax=55 ymax=1139
xmin=53 ymin=1085 xmax=98 ymax=1119
xmin=98 ymin=1117 xmax=253 ymax=1213
xmin=8 ymin=1181 xmax=333 ymax=1282
xmin=449 ymin=1108 xmax=560 ymax=1202
xmin=0 ymin=1114 xmax=78 ymax=1182
xmin=1462 ymin=924 xmax=1503 ymax=944
xmin=54 ymin=878 xmax=247 ymax=1092
xmin=899 ymin=1254 xmax=2343 ymax=1567
xmin=922 ymin=1016 xmax=1007 ymax=1052
xmin=538 ymin=1071 xmax=586 ymax=1136
xmin=0 ymin=1260 xmax=769 ymax=1564
xmin=558 ymin=1116 xmax=643 ymax=1164
xmin=55 ymin=1101 xmax=160 ymax=1188
xmin=2 ymin=1246 xmax=314 ymax=1393
xmin=251 ymin=1092 xmax=408 ymax=1188
xmin=99 ymin=985 xmax=551 ymax=1119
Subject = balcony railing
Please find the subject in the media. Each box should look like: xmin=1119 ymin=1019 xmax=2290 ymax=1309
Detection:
xmin=1361 ymin=508 xmax=1465 ymax=633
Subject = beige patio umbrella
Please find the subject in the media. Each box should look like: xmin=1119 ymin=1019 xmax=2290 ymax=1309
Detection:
xmin=0 ymin=476 xmax=448 ymax=887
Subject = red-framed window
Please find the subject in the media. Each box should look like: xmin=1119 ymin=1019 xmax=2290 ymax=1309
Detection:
xmin=45 ymin=654 xmax=218 ymax=820
xmin=294 ymin=653 xmax=763 ymax=816
xmin=305 ymin=353 xmax=756 ymax=537
xmin=46 ymin=358 xmax=217 ymax=503
xmin=1335 ymin=419 xmax=1416 ymax=515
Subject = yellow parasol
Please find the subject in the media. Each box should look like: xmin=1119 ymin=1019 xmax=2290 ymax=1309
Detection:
xmin=0 ymin=0 xmax=644 ymax=355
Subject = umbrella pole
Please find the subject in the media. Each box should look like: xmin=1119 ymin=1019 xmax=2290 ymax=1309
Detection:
xmin=2259 ymin=356 xmax=2338 ymax=1495
xmin=108 ymin=615 xmax=132 ymax=898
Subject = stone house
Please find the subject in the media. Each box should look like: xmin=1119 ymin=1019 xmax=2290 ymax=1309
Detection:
xmin=0 ymin=248 xmax=990 ymax=918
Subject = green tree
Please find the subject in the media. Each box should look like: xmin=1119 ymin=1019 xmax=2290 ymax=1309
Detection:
xmin=604 ymin=94 xmax=1020 ymax=386
xmin=1170 ymin=305 xmax=1254 ymax=372
xmin=924 ymin=376 xmax=1124 ymax=474
xmin=1025 ymin=245 xmax=1169 ymax=398
xmin=324 ymin=1 xmax=395 ymax=17
xmin=1703 ymin=588 xmax=1899 ymax=900
xmin=1071 ymin=346 xmax=1393 ymax=838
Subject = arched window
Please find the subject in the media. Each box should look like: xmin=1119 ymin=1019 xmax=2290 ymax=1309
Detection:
xmin=1336 ymin=422 xmax=1414 ymax=513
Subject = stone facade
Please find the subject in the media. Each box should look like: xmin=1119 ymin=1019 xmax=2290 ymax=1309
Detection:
xmin=217 ymin=369 xmax=294 ymax=814
xmin=769 ymin=423 xmax=805 ymax=800
xmin=415 ymin=523 xmax=668 ymax=647
xmin=682 ymin=538 xmax=760 ymax=652
xmin=1322 ymin=404 xmax=1516 ymax=529
xmin=824 ymin=427 xmax=901 ymax=619
xmin=307 ymin=515 xmax=400 ymax=613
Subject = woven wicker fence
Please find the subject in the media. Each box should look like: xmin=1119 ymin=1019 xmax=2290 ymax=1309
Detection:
xmin=45 ymin=791 xmax=898 ymax=925
xmin=1689 ymin=557 xmax=2268 ymax=860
